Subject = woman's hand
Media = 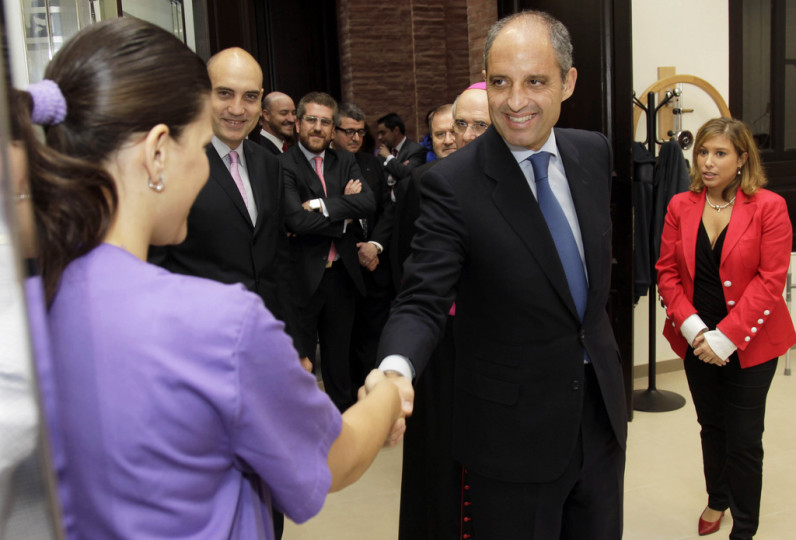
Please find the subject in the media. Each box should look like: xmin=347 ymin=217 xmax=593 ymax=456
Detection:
xmin=693 ymin=334 xmax=728 ymax=366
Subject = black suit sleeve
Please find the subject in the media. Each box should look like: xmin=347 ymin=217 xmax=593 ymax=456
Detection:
xmin=377 ymin=165 xmax=467 ymax=375
xmin=384 ymin=141 xmax=426 ymax=179
xmin=323 ymin=161 xmax=376 ymax=222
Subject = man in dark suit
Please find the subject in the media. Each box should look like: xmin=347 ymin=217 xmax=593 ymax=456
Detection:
xmin=150 ymin=48 xmax=299 ymax=351
xmin=375 ymin=11 xmax=627 ymax=538
xmin=255 ymin=91 xmax=296 ymax=155
xmin=375 ymin=112 xmax=426 ymax=196
xmin=331 ymin=102 xmax=395 ymax=389
xmin=281 ymin=92 xmax=376 ymax=411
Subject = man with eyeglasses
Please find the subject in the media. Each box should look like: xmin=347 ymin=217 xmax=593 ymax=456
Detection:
xmin=331 ymin=102 xmax=396 ymax=393
xmin=452 ymin=84 xmax=491 ymax=147
xmin=256 ymin=91 xmax=296 ymax=155
xmin=281 ymin=92 xmax=376 ymax=412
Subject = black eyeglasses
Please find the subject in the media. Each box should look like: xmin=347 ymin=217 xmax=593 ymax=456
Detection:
xmin=302 ymin=115 xmax=334 ymax=127
xmin=336 ymin=127 xmax=367 ymax=137
xmin=453 ymin=119 xmax=489 ymax=135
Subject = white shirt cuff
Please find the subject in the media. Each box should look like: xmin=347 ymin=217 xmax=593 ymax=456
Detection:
xmin=318 ymin=199 xmax=329 ymax=217
xmin=681 ymin=314 xmax=708 ymax=347
xmin=378 ymin=355 xmax=415 ymax=381
xmin=384 ymin=155 xmax=395 ymax=164
xmin=703 ymin=329 xmax=737 ymax=361
xmin=369 ymin=241 xmax=384 ymax=253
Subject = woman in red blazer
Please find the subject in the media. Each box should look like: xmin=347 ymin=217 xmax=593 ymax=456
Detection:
xmin=657 ymin=118 xmax=795 ymax=539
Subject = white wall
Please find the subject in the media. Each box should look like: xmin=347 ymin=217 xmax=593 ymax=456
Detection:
xmin=631 ymin=0 xmax=730 ymax=366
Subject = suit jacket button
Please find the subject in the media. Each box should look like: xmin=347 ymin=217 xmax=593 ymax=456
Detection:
xmin=764 ymin=310 xmax=771 ymax=316
xmin=571 ymin=379 xmax=580 ymax=391
xmin=579 ymin=330 xmax=586 ymax=340
xmin=723 ymin=280 xmax=732 ymax=287
xmin=727 ymin=300 xmax=736 ymax=306
xmin=744 ymin=336 xmax=751 ymax=342
xmin=758 ymin=319 xmax=764 ymax=324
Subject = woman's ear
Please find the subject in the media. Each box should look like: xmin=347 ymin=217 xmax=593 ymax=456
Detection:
xmin=738 ymin=151 xmax=749 ymax=168
xmin=142 ymin=124 xmax=171 ymax=182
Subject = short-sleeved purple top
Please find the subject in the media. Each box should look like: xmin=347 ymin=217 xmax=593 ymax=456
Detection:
xmin=45 ymin=244 xmax=342 ymax=539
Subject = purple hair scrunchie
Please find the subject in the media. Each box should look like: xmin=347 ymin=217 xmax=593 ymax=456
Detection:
xmin=27 ymin=79 xmax=67 ymax=126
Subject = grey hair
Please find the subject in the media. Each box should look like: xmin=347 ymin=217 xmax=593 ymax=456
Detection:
xmin=336 ymin=102 xmax=366 ymax=126
xmin=483 ymin=10 xmax=573 ymax=83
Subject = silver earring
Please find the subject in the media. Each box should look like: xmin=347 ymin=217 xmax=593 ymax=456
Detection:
xmin=737 ymin=167 xmax=742 ymax=176
xmin=148 ymin=175 xmax=165 ymax=192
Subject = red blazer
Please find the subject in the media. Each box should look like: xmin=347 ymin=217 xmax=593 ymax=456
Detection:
xmin=656 ymin=188 xmax=796 ymax=368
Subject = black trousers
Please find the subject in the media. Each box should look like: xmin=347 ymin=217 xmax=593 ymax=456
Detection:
xmin=466 ymin=364 xmax=624 ymax=539
xmin=296 ymin=263 xmax=358 ymax=412
xmin=399 ymin=316 xmax=463 ymax=540
xmin=684 ymin=352 xmax=777 ymax=540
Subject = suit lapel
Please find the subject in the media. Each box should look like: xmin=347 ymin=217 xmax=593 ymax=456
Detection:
xmin=721 ymin=189 xmax=754 ymax=267
xmin=290 ymin=145 xmax=327 ymax=198
xmin=242 ymin=141 xmax=266 ymax=231
xmin=396 ymin=141 xmax=407 ymax=163
xmin=556 ymin=131 xmax=601 ymax=298
xmin=321 ymin=148 xmax=342 ymax=196
xmin=484 ymin=127 xmax=580 ymax=319
xmin=206 ymin=145 xmax=252 ymax=227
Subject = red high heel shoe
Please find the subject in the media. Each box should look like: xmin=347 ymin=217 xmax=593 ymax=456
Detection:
xmin=698 ymin=507 xmax=725 ymax=536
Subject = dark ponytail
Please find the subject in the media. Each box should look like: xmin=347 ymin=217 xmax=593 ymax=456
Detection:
xmin=23 ymin=18 xmax=210 ymax=303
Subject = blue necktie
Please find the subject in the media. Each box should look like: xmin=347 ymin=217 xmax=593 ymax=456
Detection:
xmin=529 ymin=152 xmax=588 ymax=320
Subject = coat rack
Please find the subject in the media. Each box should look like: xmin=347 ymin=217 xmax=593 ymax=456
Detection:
xmin=632 ymin=89 xmax=687 ymax=412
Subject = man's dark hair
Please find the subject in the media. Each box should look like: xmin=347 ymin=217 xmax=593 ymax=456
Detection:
xmin=377 ymin=112 xmax=405 ymax=135
xmin=336 ymin=102 xmax=366 ymax=126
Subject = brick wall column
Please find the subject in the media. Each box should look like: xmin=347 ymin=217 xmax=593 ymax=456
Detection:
xmin=337 ymin=0 xmax=496 ymax=141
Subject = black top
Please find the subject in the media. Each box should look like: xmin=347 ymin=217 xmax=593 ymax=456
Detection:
xmin=692 ymin=221 xmax=729 ymax=328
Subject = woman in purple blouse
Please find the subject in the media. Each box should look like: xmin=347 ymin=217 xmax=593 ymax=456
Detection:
xmin=19 ymin=18 xmax=411 ymax=539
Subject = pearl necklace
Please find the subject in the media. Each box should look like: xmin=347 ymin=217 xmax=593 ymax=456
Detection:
xmin=705 ymin=193 xmax=735 ymax=213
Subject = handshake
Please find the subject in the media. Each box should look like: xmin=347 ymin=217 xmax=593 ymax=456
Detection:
xmin=358 ymin=369 xmax=414 ymax=447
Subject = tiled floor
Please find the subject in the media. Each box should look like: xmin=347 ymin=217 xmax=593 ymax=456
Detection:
xmin=284 ymin=361 xmax=796 ymax=539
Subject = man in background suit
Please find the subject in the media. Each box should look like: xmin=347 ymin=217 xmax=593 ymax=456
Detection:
xmin=375 ymin=11 xmax=627 ymax=538
xmin=375 ymin=113 xmax=426 ymax=196
xmin=391 ymin=102 xmax=459 ymax=289
xmin=148 ymin=47 xmax=298 ymax=539
xmin=281 ymin=92 xmax=376 ymax=411
xmin=392 ymin=100 xmax=472 ymax=540
xmin=332 ymin=102 xmax=395 ymax=390
xmin=256 ymin=91 xmax=296 ymax=154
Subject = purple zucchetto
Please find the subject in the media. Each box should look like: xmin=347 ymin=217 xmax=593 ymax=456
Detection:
xmin=27 ymin=79 xmax=67 ymax=126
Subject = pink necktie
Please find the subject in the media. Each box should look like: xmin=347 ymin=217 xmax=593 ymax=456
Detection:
xmin=313 ymin=156 xmax=337 ymax=263
xmin=228 ymin=150 xmax=248 ymax=209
